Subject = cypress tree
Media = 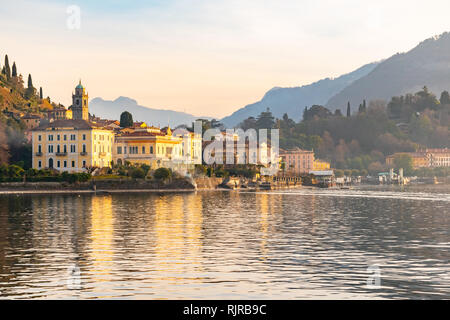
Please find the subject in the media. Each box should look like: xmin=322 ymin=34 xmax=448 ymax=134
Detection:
xmin=39 ymin=87 xmax=43 ymax=100
xmin=363 ymin=99 xmax=367 ymax=112
xmin=347 ymin=102 xmax=351 ymax=117
xmin=11 ymin=62 xmax=17 ymax=77
xmin=27 ymin=74 xmax=33 ymax=88
xmin=4 ymin=55 xmax=11 ymax=80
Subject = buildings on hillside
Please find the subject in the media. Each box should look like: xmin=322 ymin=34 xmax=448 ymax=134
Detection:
xmin=386 ymin=149 xmax=450 ymax=169
xmin=31 ymin=81 xmax=202 ymax=174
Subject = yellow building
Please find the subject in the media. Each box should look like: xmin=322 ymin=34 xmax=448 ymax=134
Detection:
xmin=313 ymin=159 xmax=331 ymax=171
xmin=32 ymin=119 xmax=114 ymax=173
xmin=386 ymin=152 xmax=428 ymax=169
xmin=113 ymin=126 xmax=202 ymax=172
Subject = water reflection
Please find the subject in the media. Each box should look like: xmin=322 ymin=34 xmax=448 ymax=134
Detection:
xmin=0 ymin=187 xmax=448 ymax=299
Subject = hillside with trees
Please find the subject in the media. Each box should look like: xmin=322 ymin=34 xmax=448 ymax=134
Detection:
xmin=0 ymin=53 xmax=59 ymax=168
xmin=238 ymin=87 xmax=450 ymax=174
xmin=327 ymin=32 xmax=450 ymax=111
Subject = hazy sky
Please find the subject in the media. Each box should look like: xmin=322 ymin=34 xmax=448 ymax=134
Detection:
xmin=1 ymin=0 xmax=450 ymax=118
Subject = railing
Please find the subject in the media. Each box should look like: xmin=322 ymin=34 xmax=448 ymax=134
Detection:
xmin=35 ymin=152 xmax=43 ymax=156
xmin=80 ymin=152 xmax=88 ymax=156
xmin=99 ymin=152 xmax=106 ymax=157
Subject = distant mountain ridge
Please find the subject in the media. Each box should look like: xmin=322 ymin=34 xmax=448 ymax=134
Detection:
xmin=89 ymin=96 xmax=211 ymax=127
xmin=326 ymin=32 xmax=450 ymax=110
xmin=220 ymin=62 xmax=379 ymax=127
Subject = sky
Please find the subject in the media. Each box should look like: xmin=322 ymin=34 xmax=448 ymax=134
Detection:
xmin=1 ymin=0 xmax=450 ymax=118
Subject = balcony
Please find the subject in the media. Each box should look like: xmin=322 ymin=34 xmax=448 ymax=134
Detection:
xmin=35 ymin=152 xmax=43 ymax=157
xmin=56 ymin=152 xmax=67 ymax=157
xmin=99 ymin=152 xmax=107 ymax=157
xmin=80 ymin=152 xmax=88 ymax=156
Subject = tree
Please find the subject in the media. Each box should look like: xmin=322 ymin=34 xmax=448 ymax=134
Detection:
xmin=303 ymin=105 xmax=332 ymax=121
xmin=346 ymin=102 xmax=351 ymax=117
xmin=39 ymin=87 xmax=43 ymax=100
xmin=24 ymin=74 xmax=36 ymax=99
xmin=11 ymin=62 xmax=17 ymax=78
xmin=154 ymin=167 xmax=172 ymax=180
xmin=440 ymin=91 xmax=450 ymax=105
xmin=4 ymin=55 xmax=11 ymax=80
xmin=393 ymin=154 xmax=414 ymax=176
xmin=27 ymin=74 xmax=33 ymax=88
xmin=256 ymin=108 xmax=275 ymax=129
xmin=239 ymin=116 xmax=257 ymax=131
xmin=120 ymin=111 xmax=133 ymax=128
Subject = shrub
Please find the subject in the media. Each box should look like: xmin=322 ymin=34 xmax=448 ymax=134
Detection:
xmin=131 ymin=168 xmax=146 ymax=179
xmin=154 ymin=167 xmax=172 ymax=180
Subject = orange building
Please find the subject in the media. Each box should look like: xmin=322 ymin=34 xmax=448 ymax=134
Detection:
xmin=280 ymin=148 xmax=314 ymax=174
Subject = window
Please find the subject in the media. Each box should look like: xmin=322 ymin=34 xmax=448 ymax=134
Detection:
xmin=38 ymin=135 xmax=42 ymax=141
xmin=38 ymin=145 xmax=42 ymax=153
xmin=82 ymin=144 xmax=86 ymax=153
xmin=38 ymin=161 xmax=42 ymax=168
xmin=64 ymin=135 xmax=67 ymax=141
xmin=117 ymin=147 xmax=122 ymax=154
xmin=150 ymin=146 xmax=153 ymax=154
xmin=64 ymin=161 xmax=67 ymax=168
xmin=124 ymin=147 xmax=127 ymax=154
xmin=57 ymin=145 xmax=60 ymax=153
xmin=57 ymin=161 xmax=60 ymax=168
xmin=72 ymin=161 xmax=75 ymax=168
xmin=142 ymin=146 xmax=145 ymax=154
xmin=82 ymin=134 xmax=86 ymax=141
xmin=82 ymin=160 xmax=86 ymax=168
xmin=70 ymin=145 xmax=76 ymax=153
xmin=48 ymin=145 xmax=54 ymax=153
xmin=48 ymin=134 xmax=54 ymax=141
xmin=63 ymin=145 xmax=67 ymax=153
xmin=70 ymin=134 xmax=76 ymax=141
xmin=57 ymin=135 xmax=60 ymax=141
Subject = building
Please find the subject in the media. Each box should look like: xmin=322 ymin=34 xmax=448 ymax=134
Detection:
xmin=21 ymin=114 xmax=42 ymax=130
xmin=202 ymin=133 xmax=275 ymax=168
xmin=280 ymin=148 xmax=314 ymax=174
xmin=386 ymin=149 xmax=450 ymax=169
xmin=426 ymin=148 xmax=450 ymax=167
xmin=48 ymin=106 xmax=72 ymax=121
xmin=69 ymin=80 xmax=89 ymax=121
xmin=313 ymin=159 xmax=331 ymax=171
xmin=32 ymin=119 xmax=114 ymax=172
xmin=113 ymin=126 xmax=202 ymax=173
xmin=32 ymin=82 xmax=114 ymax=173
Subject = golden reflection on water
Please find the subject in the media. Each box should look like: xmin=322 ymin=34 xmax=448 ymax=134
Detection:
xmin=89 ymin=196 xmax=114 ymax=282
xmin=153 ymin=193 xmax=204 ymax=283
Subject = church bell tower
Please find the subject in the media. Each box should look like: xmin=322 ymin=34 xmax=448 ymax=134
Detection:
xmin=72 ymin=80 xmax=89 ymax=121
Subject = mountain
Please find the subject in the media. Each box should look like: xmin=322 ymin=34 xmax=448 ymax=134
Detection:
xmin=220 ymin=62 xmax=379 ymax=127
xmin=327 ymin=32 xmax=450 ymax=110
xmin=89 ymin=97 xmax=211 ymax=127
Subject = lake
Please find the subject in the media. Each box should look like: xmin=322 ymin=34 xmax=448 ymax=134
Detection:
xmin=0 ymin=186 xmax=449 ymax=299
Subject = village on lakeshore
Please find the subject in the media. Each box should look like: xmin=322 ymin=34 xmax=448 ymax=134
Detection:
xmin=1 ymin=67 xmax=449 ymax=190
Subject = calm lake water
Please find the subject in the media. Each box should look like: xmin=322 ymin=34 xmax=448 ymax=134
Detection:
xmin=0 ymin=186 xmax=449 ymax=299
